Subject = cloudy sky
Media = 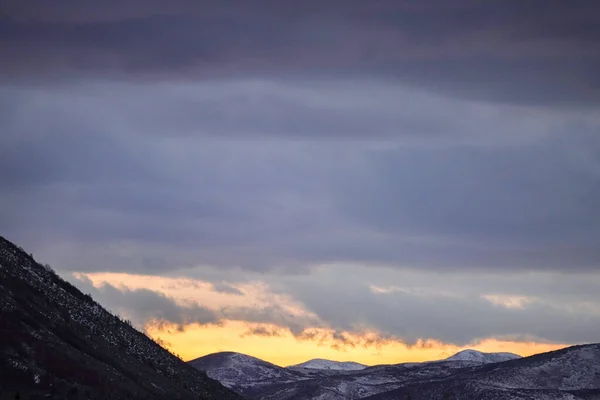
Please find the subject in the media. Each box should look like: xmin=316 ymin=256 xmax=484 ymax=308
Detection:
xmin=2 ymin=0 xmax=600 ymax=365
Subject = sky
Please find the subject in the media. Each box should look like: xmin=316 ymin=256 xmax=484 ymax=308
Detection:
xmin=2 ymin=0 xmax=600 ymax=366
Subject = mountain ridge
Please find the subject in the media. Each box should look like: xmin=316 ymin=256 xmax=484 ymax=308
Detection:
xmin=287 ymin=358 xmax=367 ymax=371
xmin=0 ymin=235 xmax=243 ymax=400
xmin=188 ymin=345 xmax=600 ymax=400
xmin=188 ymin=351 xmax=306 ymax=398
xmin=188 ymin=348 xmax=522 ymax=372
xmin=444 ymin=349 xmax=521 ymax=363
xmin=363 ymin=343 xmax=600 ymax=400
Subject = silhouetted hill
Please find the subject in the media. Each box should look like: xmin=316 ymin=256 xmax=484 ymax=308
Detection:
xmin=0 ymin=235 xmax=243 ymax=400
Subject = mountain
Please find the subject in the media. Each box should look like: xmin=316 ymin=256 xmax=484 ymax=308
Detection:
xmin=465 ymin=343 xmax=600 ymax=391
xmin=288 ymin=358 xmax=367 ymax=371
xmin=190 ymin=345 xmax=600 ymax=400
xmin=188 ymin=352 xmax=305 ymax=397
xmin=0 ymin=235 xmax=243 ymax=400
xmin=187 ymin=350 xmax=507 ymax=400
xmin=257 ymin=361 xmax=481 ymax=400
xmin=365 ymin=343 xmax=600 ymax=400
xmin=445 ymin=349 xmax=521 ymax=363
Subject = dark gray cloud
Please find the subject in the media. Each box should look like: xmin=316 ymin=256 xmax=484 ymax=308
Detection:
xmin=220 ymin=304 xmax=320 ymax=337
xmin=2 ymin=1 xmax=600 ymax=346
xmin=1 ymin=80 xmax=600 ymax=274
xmin=211 ymin=282 xmax=244 ymax=296
xmin=68 ymin=275 xmax=218 ymax=329
xmin=2 ymin=1 xmax=600 ymax=105
xmin=332 ymin=134 xmax=600 ymax=270
xmin=67 ymin=274 xmax=320 ymax=337
xmin=240 ymin=326 xmax=285 ymax=338
xmin=64 ymin=267 xmax=600 ymax=346
xmin=275 ymin=269 xmax=600 ymax=345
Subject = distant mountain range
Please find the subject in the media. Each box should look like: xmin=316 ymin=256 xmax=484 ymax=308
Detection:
xmin=189 ymin=347 xmax=600 ymax=399
xmin=0 ymin=236 xmax=242 ymax=400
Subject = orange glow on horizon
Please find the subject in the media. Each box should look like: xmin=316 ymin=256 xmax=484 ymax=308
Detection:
xmin=79 ymin=272 xmax=572 ymax=367
xmin=144 ymin=320 xmax=570 ymax=367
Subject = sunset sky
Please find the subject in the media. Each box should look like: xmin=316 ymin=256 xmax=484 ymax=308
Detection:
xmin=2 ymin=0 xmax=600 ymax=366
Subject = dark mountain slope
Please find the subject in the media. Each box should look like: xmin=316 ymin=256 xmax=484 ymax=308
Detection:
xmin=0 ymin=235 xmax=243 ymax=400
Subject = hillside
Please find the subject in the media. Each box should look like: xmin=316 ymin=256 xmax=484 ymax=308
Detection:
xmin=189 ymin=352 xmax=305 ymax=397
xmin=365 ymin=344 xmax=600 ymax=400
xmin=0 ymin=236 xmax=243 ymax=400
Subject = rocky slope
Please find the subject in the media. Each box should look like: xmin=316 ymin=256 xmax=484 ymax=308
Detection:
xmin=0 ymin=235 xmax=243 ymax=400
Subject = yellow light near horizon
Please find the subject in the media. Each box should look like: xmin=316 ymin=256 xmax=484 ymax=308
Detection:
xmin=145 ymin=320 xmax=570 ymax=367
xmin=80 ymin=272 xmax=572 ymax=366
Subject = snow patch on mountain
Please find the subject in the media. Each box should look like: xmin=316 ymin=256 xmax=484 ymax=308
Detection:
xmin=289 ymin=358 xmax=367 ymax=371
xmin=446 ymin=349 xmax=521 ymax=363
xmin=188 ymin=345 xmax=600 ymax=400
xmin=188 ymin=351 xmax=306 ymax=396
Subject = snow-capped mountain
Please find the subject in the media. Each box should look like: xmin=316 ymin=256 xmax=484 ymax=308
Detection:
xmin=189 ymin=351 xmax=307 ymax=397
xmin=471 ymin=343 xmax=600 ymax=391
xmin=289 ymin=358 xmax=367 ymax=371
xmin=366 ymin=344 xmax=600 ymax=400
xmin=445 ymin=349 xmax=521 ymax=363
xmin=187 ymin=348 xmax=528 ymax=400
xmin=189 ymin=345 xmax=600 ymax=400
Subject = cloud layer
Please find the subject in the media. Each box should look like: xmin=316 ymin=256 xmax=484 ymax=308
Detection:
xmin=2 ymin=1 xmax=600 ymax=351
xmin=2 ymin=81 xmax=600 ymax=274
xmin=3 ymin=1 xmax=600 ymax=105
xmin=72 ymin=268 xmax=600 ymax=349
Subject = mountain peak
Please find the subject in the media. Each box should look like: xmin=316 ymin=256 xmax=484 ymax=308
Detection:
xmin=188 ymin=351 xmax=303 ymax=396
xmin=189 ymin=350 xmax=279 ymax=369
xmin=289 ymin=358 xmax=367 ymax=371
xmin=189 ymin=344 xmax=600 ymax=399
xmin=446 ymin=349 xmax=521 ymax=363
